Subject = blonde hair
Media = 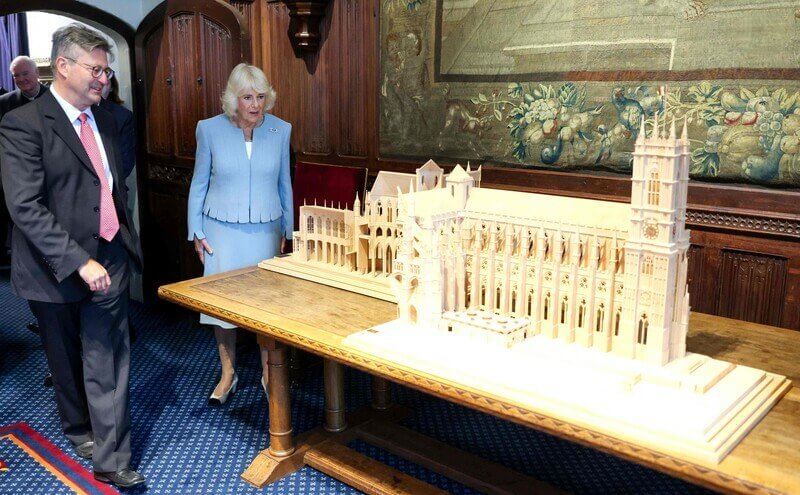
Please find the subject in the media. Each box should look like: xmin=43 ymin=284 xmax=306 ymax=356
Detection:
xmin=221 ymin=63 xmax=276 ymax=120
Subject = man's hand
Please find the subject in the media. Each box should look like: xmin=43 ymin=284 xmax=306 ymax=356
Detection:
xmin=78 ymin=259 xmax=111 ymax=292
xmin=193 ymin=235 xmax=213 ymax=265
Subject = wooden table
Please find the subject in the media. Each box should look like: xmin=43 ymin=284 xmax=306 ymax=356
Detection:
xmin=159 ymin=267 xmax=800 ymax=495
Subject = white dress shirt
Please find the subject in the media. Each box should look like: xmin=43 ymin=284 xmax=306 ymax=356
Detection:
xmin=49 ymin=85 xmax=114 ymax=192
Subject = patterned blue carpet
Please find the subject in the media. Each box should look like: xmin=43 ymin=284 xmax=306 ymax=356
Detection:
xmin=0 ymin=271 xmax=716 ymax=494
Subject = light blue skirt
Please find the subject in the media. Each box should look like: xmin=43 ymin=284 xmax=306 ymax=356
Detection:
xmin=200 ymin=215 xmax=281 ymax=328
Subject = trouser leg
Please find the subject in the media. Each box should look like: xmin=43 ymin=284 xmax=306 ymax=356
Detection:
xmin=81 ymin=237 xmax=132 ymax=472
xmin=28 ymin=300 xmax=92 ymax=446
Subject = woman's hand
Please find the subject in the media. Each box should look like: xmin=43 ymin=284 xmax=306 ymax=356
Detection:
xmin=193 ymin=235 xmax=213 ymax=265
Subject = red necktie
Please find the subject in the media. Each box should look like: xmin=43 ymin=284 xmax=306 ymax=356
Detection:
xmin=78 ymin=113 xmax=119 ymax=242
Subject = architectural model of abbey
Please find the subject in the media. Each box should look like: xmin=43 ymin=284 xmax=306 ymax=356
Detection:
xmin=260 ymin=118 xmax=790 ymax=464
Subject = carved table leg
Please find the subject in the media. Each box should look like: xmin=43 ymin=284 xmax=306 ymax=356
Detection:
xmin=372 ymin=376 xmax=392 ymax=411
xmin=242 ymin=337 xmax=300 ymax=487
xmin=324 ymin=359 xmax=347 ymax=433
xmin=267 ymin=339 xmax=295 ymax=457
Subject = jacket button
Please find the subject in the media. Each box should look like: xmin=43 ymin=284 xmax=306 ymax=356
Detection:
xmin=94 ymin=179 xmax=100 ymax=186
xmin=93 ymin=206 xmax=100 ymax=212
xmin=92 ymin=233 xmax=99 ymax=240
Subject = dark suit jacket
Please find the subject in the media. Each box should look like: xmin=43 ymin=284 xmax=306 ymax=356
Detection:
xmin=97 ymin=99 xmax=136 ymax=179
xmin=0 ymin=90 xmax=143 ymax=303
xmin=0 ymin=84 xmax=49 ymax=119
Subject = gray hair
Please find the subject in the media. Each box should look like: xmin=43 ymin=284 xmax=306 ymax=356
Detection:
xmin=50 ymin=23 xmax=114 ymax=70
xmin=9 ymin=55 xmax=37 ymax=73
xmin=221 ymin=63 xmax=276 ymax=120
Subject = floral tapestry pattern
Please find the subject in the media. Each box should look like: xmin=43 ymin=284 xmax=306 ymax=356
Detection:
xmin=379 ymin=0 xmax=800 ymax=186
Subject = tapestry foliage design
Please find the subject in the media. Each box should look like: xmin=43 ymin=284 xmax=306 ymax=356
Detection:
xmin=380 ymin=0 xmax=800 ymax=186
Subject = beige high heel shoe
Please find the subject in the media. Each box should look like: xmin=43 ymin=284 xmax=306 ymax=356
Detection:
xmin=208 ymin=374 xmax=238 ymax=405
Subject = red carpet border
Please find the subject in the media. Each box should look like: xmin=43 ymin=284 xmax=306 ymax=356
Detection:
xmin=0 ymin=422 xmax=118 ymax=495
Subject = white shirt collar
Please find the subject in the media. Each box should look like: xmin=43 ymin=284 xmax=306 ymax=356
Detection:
xmin=49 ymin=85 xmax=95 ymax=124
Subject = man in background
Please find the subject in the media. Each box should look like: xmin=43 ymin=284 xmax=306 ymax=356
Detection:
xmin=0 ymin=56 xmax=50 ymax=339
xmin=97 ymin=76 xmax=135 ymax=179
xmin=0 ymin=56 xmax=48 ymax=116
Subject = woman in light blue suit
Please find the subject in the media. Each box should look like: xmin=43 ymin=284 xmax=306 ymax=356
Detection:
xmin=187 ymin=63 xmax=292 ymax=404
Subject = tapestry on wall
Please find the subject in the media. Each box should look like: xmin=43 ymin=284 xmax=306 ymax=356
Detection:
xmin=380 ymin=0 xmax=800 ymax=186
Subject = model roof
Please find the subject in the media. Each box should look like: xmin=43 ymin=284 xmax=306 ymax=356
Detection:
xmin=463 ymin=188 xmax=630 ymax=232
xmin=370 ymin=171 xmax=415 ymax=198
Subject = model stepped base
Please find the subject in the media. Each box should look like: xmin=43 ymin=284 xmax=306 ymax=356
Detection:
xmin=259 ymin=255 xmax=396 ymax=302
xmin=344 ymin=320 xmax=791 ymax=465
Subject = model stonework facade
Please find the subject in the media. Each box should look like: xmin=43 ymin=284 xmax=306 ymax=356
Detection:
xmin=291 ymin=160 xmax=481 ymax=279
xmin=391 ymin=118 xmax=690 ymax=366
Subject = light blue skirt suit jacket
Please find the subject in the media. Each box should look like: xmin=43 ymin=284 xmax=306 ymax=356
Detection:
xmin=187 ymin=113 xmax=293 ymax=328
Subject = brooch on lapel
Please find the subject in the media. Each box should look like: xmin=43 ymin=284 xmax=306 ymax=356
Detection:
xmin=269 ymin=127 xmax=278 ymax=133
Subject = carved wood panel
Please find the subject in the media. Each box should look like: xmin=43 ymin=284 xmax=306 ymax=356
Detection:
xmin=168 ymin=13 xmax=202 ymax=159
xmin=143 ymin=25 xmax=173 ymax=156
xmin=336 ymin=0 xmax=369 ymax=158
xmin=199 ymin=15 xmax=234 ymax=117
xmin=716 ymin=250 xmax=788 ymax=328
xmin=686 ymin=244 xmax=712 ymax=315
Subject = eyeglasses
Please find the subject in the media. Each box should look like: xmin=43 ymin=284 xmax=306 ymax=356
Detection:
xmin=64 ymin=57 xmax=114 ymax=79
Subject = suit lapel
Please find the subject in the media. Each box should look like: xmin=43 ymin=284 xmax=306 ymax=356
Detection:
xmin=41 ymin=92 xmax=97 ymax=177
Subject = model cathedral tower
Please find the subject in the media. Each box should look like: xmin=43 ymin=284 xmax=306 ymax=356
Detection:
xmin=621 ymin=117 xmax=691 ymax=364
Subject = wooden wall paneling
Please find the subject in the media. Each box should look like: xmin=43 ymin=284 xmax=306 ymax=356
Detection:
xmin=143 ymin=25 xmax=173 ymax=156
xmin=262 ymin=1 xmax=305 ymax=154
xmin=168 ymin=12 xmax=202 ymax=160
xmin=687 ymin=244 xmax=712 ymax=315
xmin=336 ymin=0 xmax=368 ymax=159
xmin=229 ymin=0 xmax=262 ymax=63
xmin=689 ymin=228 xmax=800 ymax=330
xmin=301 ymin=5 xmax=332 ymax=157
xmin=199 ymin=14 xmax=235 ymax=117
xmin=716 ymin=250 xmax=787 ymax=328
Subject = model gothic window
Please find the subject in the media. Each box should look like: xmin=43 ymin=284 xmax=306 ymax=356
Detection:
xmin=481 ymin=286 xmax=487 ymax=307
xmin=578 ymin=300 xmax=586 ymax=328
xmin=543 ymin=293 xmax=551 ymax=320
xmin=647 ymin=169 xmax=660 ymax=205
xmin=527 ymin=290 xmax=534 ymax=316
xmin=511 ymin=291 xmax=517 ymax=313
xmin=637 ymin=314 xmax=649 ymax=344
xmin=596 ymin=303 xmax=605 ymax=332
xmin=307 ymin=216 xmax=314 ymax=233
xmin=614 ymin=307 xmax=622 ymax=336
xmin=560 ymin=296 xmax=568 ymax=324
xmin=642 ymin=256 xmax=654 ymax=276
xmin=495 ymin=287 xmax=502 ymax=312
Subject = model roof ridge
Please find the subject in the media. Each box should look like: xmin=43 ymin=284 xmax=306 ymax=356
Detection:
xmin=462 ymin=187 xmax=630 ymax=231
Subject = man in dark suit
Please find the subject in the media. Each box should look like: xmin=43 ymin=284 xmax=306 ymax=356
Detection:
xmin=0 ymin=25 xmax=145 ymax=489
xmin=98 ymin=77 xmax=135 ymax=179
xmin=0 ymin=56 xmax=49 ymax=267
xmin=0 ymin=56 xmax=49 ymax=116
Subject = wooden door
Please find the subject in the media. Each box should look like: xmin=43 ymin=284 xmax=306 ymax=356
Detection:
xmin=135 ymin=0 xmax=250 ymax=298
